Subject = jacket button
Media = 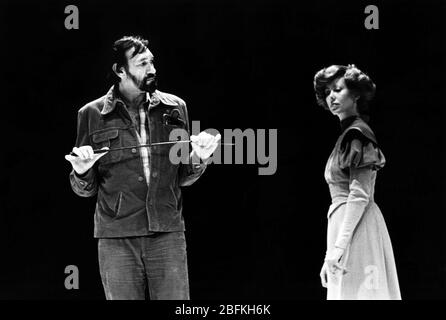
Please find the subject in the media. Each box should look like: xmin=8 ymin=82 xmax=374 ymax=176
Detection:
xmin=131 ymin=148 xmax=137 ymax=153
xmin=152 ymin=171 xmax=158 ymax=178
xmin=138 ymin=176 xmax=144 ymax=182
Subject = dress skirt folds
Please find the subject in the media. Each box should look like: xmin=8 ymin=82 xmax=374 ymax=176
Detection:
xmin=324 ymin=116 xmax=401 ymax=300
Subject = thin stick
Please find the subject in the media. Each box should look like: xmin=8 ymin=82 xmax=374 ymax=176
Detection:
xmin=69 ymin=140 xmax=235 ymax=156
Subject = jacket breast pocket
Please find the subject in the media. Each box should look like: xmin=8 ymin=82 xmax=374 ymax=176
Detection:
xmin=162 ymin=108 xmax=187 ymax=128
xmin=160 ymin=108 xmax=187 ymax=139
xmin=91 ymin=129 xmax=121 ymax=164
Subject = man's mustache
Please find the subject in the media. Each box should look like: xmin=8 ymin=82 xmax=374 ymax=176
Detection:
xmin=145 ymin=74 xmax=156 ymax=81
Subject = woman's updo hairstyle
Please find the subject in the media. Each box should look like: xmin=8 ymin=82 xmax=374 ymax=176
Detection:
xmin=313 ymin=64 xmax=376 ymax=115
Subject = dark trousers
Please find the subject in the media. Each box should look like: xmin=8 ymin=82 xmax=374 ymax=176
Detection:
xmin=98 ymin=232 xmax=189 ymax=300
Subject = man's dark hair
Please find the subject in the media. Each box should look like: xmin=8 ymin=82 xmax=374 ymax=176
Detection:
xmin=111 ymin=35 xmax=149 ymax=83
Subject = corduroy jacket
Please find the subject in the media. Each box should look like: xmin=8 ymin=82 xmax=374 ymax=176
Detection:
xmin=69 ymin=86 xmax=206 ymax=237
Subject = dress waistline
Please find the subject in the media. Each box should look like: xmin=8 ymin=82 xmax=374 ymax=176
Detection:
xmin=327 ymin=198 xmax=376 ymax=219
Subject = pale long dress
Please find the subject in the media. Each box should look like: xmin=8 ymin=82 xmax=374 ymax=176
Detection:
xmin=324 ymin=116 xmax=401 ymax=300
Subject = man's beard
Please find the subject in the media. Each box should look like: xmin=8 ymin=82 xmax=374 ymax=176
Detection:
xmin=128 ymin=71 xmax=157 ymax=94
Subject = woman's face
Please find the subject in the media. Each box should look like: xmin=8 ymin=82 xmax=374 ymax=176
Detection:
xmin=325 ymin=77 xmax=358 ymax=119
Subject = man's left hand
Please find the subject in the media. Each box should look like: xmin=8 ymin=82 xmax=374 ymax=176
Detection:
xmin=190 ymin=132 xmax=221 ymax=161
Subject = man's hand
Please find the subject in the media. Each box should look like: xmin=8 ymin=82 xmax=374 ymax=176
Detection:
xmin=190 ymin=132 xmax=221 ymax=161
xmin=65 ymin=146 xmax=109 ymax=175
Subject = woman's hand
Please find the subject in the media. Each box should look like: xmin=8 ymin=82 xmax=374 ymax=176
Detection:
xmin=324 ymin=247 xmax=346 ymax=275
xmin=320 ymin=262 xmax=328 ymax=288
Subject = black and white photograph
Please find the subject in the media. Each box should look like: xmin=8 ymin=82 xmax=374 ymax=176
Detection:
xmin=0 ymin=0 xmax=445 ymax=307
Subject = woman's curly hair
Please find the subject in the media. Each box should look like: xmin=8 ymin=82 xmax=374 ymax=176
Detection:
xmin=313 ymin=64 xmax=376 ymax=114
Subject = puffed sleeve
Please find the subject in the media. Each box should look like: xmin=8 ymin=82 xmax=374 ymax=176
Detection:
xmin=338 ymin=129 xmax=386 ymax=170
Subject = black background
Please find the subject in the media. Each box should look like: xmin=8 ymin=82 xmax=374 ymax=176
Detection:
xmin=0 ymin=0 xmax=445 ymax=299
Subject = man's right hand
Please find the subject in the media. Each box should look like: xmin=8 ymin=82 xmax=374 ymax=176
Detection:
xmin=65 ymin=146 xmax=109 ymax=175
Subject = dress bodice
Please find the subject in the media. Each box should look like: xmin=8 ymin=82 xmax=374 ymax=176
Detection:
xmin=324 ymin=116 xmax=385 ymax=207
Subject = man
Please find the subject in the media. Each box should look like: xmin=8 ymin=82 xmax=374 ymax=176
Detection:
xmin=65 ymin=36 xmax=219 ymax=300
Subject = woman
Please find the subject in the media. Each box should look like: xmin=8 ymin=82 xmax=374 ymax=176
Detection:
xmin=314 ymin=64 xmax=401 ymax=300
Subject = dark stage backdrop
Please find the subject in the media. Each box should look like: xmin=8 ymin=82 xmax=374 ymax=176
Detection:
xmin=0 ymin=0 xmax=444 ymax=299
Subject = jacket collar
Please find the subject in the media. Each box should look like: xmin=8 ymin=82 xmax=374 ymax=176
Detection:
xmin=101 ymin=85 xmax=162 ymax=115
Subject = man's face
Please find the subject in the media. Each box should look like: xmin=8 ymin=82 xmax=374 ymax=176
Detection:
xmin=122 ymin=47 xmax=157 ymax=93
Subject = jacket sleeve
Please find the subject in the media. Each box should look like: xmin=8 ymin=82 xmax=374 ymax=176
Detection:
xmin=177 ymin=100 xmax=207 ymax=187
xmin=69 ymin=108 xmax=99 ymax=197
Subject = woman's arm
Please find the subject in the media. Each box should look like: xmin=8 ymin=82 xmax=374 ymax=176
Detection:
xmin=334 ymin=166 xmax=373 ymax=250
xmin=325 ymin=166 xmax=374 ymax=274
